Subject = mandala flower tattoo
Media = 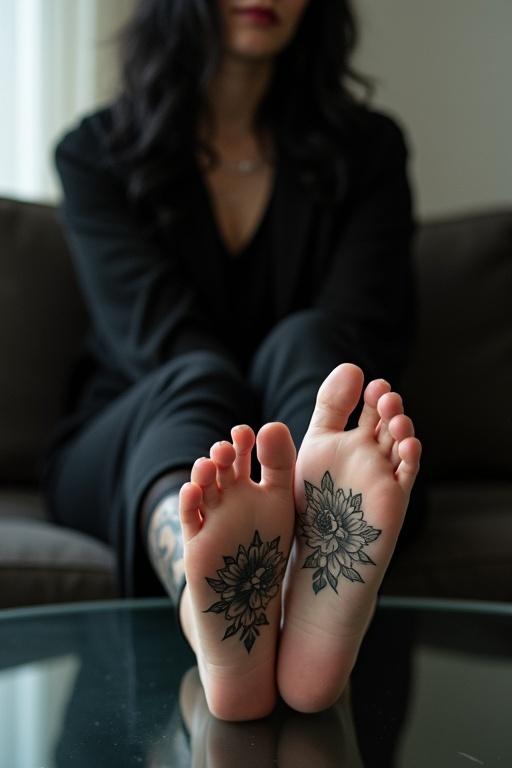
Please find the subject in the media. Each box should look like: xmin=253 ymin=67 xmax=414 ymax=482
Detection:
xmin=298 ymin=472 xmax=381 ymax=595
xmin=204 ymin=530 xmax=287 ymax=653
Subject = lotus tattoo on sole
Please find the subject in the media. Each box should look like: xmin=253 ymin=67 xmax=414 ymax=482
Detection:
xmin=204 ymin=530 xmax=287 ymax=653
xmin=298 ymin=471 xmax=381 ymax=595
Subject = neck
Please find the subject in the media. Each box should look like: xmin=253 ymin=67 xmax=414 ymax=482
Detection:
xmin=205 ymin=55 xmax=274 ymax=140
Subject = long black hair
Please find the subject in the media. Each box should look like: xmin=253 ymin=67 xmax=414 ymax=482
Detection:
xmin=107 ymin=0 xmax=371 ymax=222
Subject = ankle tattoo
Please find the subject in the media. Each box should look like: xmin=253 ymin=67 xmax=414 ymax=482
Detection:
xmin=148 ymin=494 xmax=185 ymax=604
xmin=298 ymin=472 xmax=381 ymax=595
xmin=204 ymin=530 xmax=287 ymax=653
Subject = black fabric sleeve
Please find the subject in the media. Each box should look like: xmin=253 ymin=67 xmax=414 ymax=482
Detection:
xmin=313 ymin=116 xmax=415 ymax=384
xmin=54 ymin=115 xmax=230 ymax=384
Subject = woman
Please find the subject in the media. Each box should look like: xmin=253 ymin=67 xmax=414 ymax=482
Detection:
xmin=44 ymin=0 xmax=421 ymax=720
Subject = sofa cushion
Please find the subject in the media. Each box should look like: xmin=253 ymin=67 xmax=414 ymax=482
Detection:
xmin=0 ymin=489 xmax=49 ymax=521
xmin=403 ymin=210 xmax=512 ymax=482
xmin=0 ymin=517 xmax=117 ymax=608
xmin=382 ymin=484 xmax=512 ymax=601
xmin=0 ymin=197 xmax=87 ymax=485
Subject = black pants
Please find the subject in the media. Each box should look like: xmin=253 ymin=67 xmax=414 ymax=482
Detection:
xmin=44 ymin=310 xmax=346 ymax=596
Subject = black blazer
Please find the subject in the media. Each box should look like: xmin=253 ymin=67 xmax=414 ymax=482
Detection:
xmin=54 ymin=105 xmax=414 ymax=422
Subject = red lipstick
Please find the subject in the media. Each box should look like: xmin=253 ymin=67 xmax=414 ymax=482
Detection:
xmin=234 ymin=6 xmax=279 ymax=26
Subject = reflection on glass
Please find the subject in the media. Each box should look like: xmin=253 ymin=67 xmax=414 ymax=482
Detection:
xmin=0 ymin=656 xmax=80 ymax=768
xmin=0 ymin=603 xmax=510 ymax=767
xmin=145 ymin=666 xmax=364 ymax=768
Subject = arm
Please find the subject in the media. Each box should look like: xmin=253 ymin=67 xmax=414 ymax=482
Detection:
xmin=55 ymin=112 xmax=230 ymax=384
xmin=314 ymin=115 xmax=415 ymax=384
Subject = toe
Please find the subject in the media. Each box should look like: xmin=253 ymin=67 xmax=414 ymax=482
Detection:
xmin=308 ymin=363 xmax=364 ymax=434
xmin=377 ymin=391 xmax=404 ymax=422
xmin=376 ymin=392 xmax=404 ymax=455
xmin=396 ymin=436 xmax=422 ymax=492
xmin=179 ymin=482 xmax=203 ymax=542
xmin=210 ymin=440 xmax=237 ymax=489
xmin=190 ymin=457 xmax=220 ymax=507
xmin=358 ymin=379 xmax=391 ymax=431
xmin=389 ymin=414 xmax=415 ymax=441
xmin=231 ymin=424 xmax=255 ymax=479
xmin=257 ymin=422 xmax=296 ymax=492
xmin=388 ymin=414 xmax=415 ymax=469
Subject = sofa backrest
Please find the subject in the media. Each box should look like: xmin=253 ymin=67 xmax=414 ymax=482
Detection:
xmin=0 ymin=197 xmax=87 ymax=485
xmin=0 ymin=197 xmax=511 ymax=486
xmin=403 ymin=209 xmax=512 ymax=482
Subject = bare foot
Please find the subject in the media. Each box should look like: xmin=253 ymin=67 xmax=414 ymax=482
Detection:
xmin=179 ymin=422 xmax=296 ymax=721
xmin=277 ymin=363 xmax=421 ymax=713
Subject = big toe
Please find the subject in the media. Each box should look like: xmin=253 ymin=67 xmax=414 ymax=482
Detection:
xmin=257 ymin=422 xmax=296 ymax=492
xmin=308 ymin=363 xmax=364 ymax=434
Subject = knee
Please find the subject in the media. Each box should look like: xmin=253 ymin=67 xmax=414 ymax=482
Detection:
xmin=261 ymin=309 xmax=326 ymax=349
xmin=149 ymin=350 xmax=243 ymax=393
xmin=129 ymin=350 xmax=252 ymax=439
xmin=251 ymin=309 xmax=340 ymax=379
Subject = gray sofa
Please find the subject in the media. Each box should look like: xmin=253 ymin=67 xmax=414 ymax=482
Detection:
xmin=1 ymin=196 xmax=511 ymax=609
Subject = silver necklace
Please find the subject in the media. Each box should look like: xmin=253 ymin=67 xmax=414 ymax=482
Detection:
xmin=220 ymin=156 xmax=270 ymax=175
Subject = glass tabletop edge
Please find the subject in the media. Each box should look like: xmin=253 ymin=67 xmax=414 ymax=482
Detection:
xmin=379 ymin=595 xmax=512 ymax=616
xmin=0 ymin=597 xmax=171 ymax=621
xmin=0 ymin=595 xmax=510 ymax=622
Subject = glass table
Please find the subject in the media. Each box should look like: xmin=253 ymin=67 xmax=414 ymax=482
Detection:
xmin=0 ymin=597 xmax=510 ymax=767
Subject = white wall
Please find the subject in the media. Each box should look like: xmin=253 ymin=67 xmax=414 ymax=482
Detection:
xmin=0 ymin=0 xmax=135 ymax=203
xmin=355 ymin=0 xmax=512 ymax=218
xmin=1 ymin=0 xmax=510 ymax=215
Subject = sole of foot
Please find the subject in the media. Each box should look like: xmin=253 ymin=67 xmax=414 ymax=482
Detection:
xmin=277 ymin=363 xmax=421 ymax=713
xmin=179 ymin=422 xmax=296 ymax=721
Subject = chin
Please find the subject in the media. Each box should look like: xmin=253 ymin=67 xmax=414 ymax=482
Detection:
xmin=227 ymin=32 xmax=287 ymax=60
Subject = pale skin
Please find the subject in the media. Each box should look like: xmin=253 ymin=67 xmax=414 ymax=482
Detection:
xmin=147 ymin=367 xmax=421 ymax=720
xmin=144 ymin=1 xmax=422 ymax=721
xmin=175 ymin=366 xmax=420 ymax=720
